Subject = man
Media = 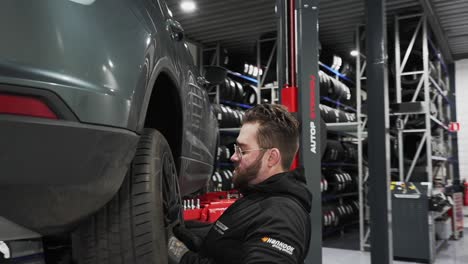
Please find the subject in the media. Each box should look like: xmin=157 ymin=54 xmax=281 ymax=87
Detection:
xmin=169 ymin=104 xmax=312 ymax=264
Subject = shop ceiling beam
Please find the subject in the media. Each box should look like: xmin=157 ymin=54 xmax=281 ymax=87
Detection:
xmin=366 ymin=0 xmax=393 ymax=263
xmin=419 ymin=0 xmax=454 ymax=63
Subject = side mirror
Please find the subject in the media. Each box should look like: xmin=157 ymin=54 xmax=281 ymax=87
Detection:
xmin=167 ymin=19 xmax=184 ymax=41
xmin=204 ymin=66 xmax=227 ymax=86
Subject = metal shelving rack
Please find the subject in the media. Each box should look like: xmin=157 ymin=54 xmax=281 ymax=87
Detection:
xmin=257 ymin=37 xmax=279 ymax=104
xmin=318 ymin=45 xmax=366 ymax=244
xmin=393 ymin=14 xmax=453 ymax=185
xmin=393 ymin=15 xmax=454 ymax=262
xmin=354 ymin=25 xmax=370 ymax=252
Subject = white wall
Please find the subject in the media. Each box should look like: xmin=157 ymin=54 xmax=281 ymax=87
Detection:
xmin=455 ymin=59 xmax=468 ymax=182
xmin=186 ymin=40 xmax=199 ymax=67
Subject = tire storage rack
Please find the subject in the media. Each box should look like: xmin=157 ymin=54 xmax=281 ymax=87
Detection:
xmin=202 ymin=44 xmax=260 ymax=193
xmin=210 ymin=85 xmax=254 ymax=193
xmin=319 ymin=65 xmax=364 ymax=242
xmin=357 ymin=14 xmax=456 ymax=262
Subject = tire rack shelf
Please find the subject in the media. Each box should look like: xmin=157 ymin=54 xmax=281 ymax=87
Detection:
xmin=323 ymin=220 xmax=360 ymax=237
xmin=322 ymin=192 xmax=359 ymax=202
xmin=319 ymin=44 xmax=366 ymax=246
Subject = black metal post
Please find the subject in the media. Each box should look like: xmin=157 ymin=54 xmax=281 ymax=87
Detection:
xmin=296 ymin=0 xmax=321 ymax=263
xmin=448 ymin=63 xmax=460 ymax=182
xmin=366 ymin=0 xmax=393 ymax=263
xmin=276 ymin=0 xmax=288 ymax=92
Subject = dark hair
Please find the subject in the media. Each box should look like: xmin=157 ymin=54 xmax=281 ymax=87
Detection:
xmin=243 ymin=104 xmax=299 ymax=170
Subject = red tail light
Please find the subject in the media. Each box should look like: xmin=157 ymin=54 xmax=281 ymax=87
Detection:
xmin=0 ymin=94 xmax=58 ymax=119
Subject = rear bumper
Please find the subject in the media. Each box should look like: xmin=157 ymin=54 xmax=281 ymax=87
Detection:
xmin=0 ymin=115 xmax=139 ymax=235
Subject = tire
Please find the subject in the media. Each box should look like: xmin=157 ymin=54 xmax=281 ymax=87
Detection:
xmin=72 ymin=129 xmax=182 ymax=264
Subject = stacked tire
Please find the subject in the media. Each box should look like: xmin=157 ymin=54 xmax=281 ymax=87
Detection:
xmin=323 ymin=200 xmax=359 ymax=227
xmin=243 ymin=84 xmax=258 ymax=105
xmin=321 ymin=176 xmax=329 ymax=193
xmin=319 ymin=70 xmax=351 ymax=102
xmin=219 ymin=78 xmax=244 ymax=102
xmin=319 ymin=104 xmax=356 ymax=123
xmin=212 ymin=104 xmax=245 ymax=128
xmin=217 ymin=145 xmax=232 ymax=162
xmin=322 ymin=169 xmax=357 ymax=194
xmin=217 ymin=77 xmax=258 ymax=106
xmin=322 ymin=140 xmax=358 ymax=163
xmin=211 ymin=169 xmax=234 ymax=191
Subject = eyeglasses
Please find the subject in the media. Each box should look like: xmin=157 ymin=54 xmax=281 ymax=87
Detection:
xmin=233 ymin=144 xmax=268 ymax=159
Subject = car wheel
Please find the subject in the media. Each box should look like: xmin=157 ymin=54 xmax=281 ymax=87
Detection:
xmin=72 ymin=128 xmax=183 ymax=264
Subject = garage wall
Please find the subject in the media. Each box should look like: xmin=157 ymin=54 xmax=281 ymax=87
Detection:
xmin=186 ymin=41 xmax=199 ymax=66
xmin=455 ymin=59 xmax=468 ymax=182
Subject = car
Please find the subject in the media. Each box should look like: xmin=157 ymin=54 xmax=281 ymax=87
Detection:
xmin=0 ymin=0 xmax=220 ymax=263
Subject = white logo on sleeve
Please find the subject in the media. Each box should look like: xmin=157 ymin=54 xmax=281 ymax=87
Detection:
xmin=261 ymin=237 xmax=295 ymax=256
xmin=214 ymin=221 xmax=229 ymax=235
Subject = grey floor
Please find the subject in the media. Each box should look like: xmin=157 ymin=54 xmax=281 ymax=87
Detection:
xmin=322 ymin=207 xmax=468 ymax=264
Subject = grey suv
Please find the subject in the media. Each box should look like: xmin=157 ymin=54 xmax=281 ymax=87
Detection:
xmin=0 ymin=0 xmax=218 ymax=263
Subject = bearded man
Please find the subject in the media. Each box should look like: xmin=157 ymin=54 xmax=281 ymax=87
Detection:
xmin=169 ymin=104 xmax=312 ymax=264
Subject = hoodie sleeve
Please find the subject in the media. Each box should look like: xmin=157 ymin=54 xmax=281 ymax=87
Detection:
xmin=240 ymin=197 xmax=310 ymax=264
xmin=179 ymin=251 xmax=215 ymax=264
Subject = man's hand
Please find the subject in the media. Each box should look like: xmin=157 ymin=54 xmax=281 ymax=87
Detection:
xmin=168 ymin=235 xmax=189 ymax=264
xmin=173 ymin=225 xmax=204 ymax=252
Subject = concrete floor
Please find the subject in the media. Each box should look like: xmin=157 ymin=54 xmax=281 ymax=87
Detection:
xmin=323 ymin=237 xmax=468 ymax=264
xmin=323 ymin=206 xmax=468 ymax=264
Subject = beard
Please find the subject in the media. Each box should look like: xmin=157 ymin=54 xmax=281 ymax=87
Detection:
xmin=232 ymin=153 xmax=264 ymax=190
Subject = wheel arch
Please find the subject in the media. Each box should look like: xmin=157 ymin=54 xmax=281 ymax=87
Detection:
xmin=143 ymin=71 xmax=184 ymax=173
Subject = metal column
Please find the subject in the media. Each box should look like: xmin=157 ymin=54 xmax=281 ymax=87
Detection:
xmin=422 ymin=16 xmax=434 ymax=185
xmin=296 ymin=0 xmax=321 ymax=263
xmin=448 ymin=64 xmax=460 ymax=182
xmin=276 ymin=0 xmax=288 ymax=96
xmin=355 ymin=25 xmax=367 ymax=252
xmin=366 ymin=0 xmax=393 ymax=263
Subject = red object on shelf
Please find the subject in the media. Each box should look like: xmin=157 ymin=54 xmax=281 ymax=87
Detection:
xmin=464 ymin=182 xmax=468 ymax=206
xmin=449 ymin=122 xmax=460 ymax=132
xmin=183 ymin=191 xmax=240 ymax=223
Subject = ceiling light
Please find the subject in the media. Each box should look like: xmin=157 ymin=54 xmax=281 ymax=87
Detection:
xmin=180 ymin=1 xmax=196 ymax=13
xmin=350 ymin=50 xmax=359 ymax=57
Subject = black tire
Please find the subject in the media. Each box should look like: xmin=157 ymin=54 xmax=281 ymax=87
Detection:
xmin=72 ymin=129 xmax=182 ymax=264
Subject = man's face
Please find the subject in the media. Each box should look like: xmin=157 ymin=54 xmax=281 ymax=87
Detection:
xmin=230 ymin=122 xmax=266 ymax=189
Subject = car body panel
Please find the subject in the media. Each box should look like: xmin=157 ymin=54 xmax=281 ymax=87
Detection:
xmin=0 ymin=0 xmax=217 ymax=235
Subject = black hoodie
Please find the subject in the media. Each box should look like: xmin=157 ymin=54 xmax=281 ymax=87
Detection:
xmin=181 ymin=169 xmax=312 ymax=264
